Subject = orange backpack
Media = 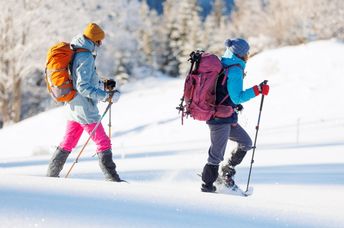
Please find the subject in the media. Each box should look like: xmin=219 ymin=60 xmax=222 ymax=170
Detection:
xmin=45 ymin=42 xmax=88 ymax=102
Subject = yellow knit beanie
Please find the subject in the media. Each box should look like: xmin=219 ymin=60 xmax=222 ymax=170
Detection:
xmin=83 ymin=23 xmax=105 ymax=43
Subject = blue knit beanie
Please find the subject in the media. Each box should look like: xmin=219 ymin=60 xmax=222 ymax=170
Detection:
xmin=224 ymin=38 xmax=250 ymax=58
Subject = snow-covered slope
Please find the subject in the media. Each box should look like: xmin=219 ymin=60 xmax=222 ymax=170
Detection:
xmin=0 ymin=40 xmax=343 ymax=227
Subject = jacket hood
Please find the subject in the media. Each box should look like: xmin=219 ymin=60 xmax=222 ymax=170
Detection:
xmin=220 ymin=49 xmax=246 ymax=69
xmin=70 ymin=34 xmax=95 ymax=52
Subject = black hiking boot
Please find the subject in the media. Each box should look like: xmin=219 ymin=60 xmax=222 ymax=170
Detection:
xmin=221 ymin=165 xmax=236 ymax=188
xmin=98 ymin=150 xmax=122 ymax=182
xmin=201 ymin=164 xmax=219 ymax=193
xmin=201 ymin=183 xmax=217 ymax=192
xmin=47 ymin=147 xmax=70 ymax=177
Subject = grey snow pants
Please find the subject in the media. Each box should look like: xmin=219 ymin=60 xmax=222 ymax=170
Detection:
xmin=207 ymin=123 xmax=252 ymax=166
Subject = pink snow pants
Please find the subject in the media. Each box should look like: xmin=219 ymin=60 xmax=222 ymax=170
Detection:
xmin=59 ymin=120 xmax=111 ymax=153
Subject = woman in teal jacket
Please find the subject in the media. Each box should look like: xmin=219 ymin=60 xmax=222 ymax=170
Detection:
xmin=201 ymin=38 xmax=270 ymax=192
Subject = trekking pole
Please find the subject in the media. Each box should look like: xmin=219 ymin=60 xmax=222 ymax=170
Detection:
xmin=65 ymin=99 xmax=113 ymax=178
xmin=108 ymin=95 xmax=113 ymax=138
xmin=245 ymin=80 xmax=268 ymax=192
xmin=107 ymin=83 xmax=116 ymax=138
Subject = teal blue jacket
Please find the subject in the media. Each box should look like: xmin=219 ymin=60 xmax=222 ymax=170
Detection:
xmin=221 ymin=51 xmax=256 ymax=104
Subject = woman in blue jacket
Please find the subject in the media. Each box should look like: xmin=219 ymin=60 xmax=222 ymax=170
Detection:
xmin=47 ymin=23 xmax=122 ymax=181
xmin=201 ymin=38 xmax=270 ymax=192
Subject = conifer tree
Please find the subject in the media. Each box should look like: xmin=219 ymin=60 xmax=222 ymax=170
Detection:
xmin=159 ymin=0 xmax=180 ymax=77
xmin=137 ymin=1 xmax=162 ymax=70
xmin=158 ymin=0 xmax=203 ymax=77
xmin=230 ymin=0 xmax=265 ymax=37
xmin=175 ymin=0 xmax=203 ymax=76
xmin=203 ymin=0 xmax=229 ymax=55
xmin=138 ymin=2 xmax=154 ymax=65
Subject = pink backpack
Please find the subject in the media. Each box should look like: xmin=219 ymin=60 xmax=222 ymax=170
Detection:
xmin=177 ymin=51 xmax=234 ymax=124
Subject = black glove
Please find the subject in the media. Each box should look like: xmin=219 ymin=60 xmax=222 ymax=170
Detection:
xmin=235 ymin=104 xmax=244 ymax=112
xmin=104 ymin=79 xmax=117 ymax=91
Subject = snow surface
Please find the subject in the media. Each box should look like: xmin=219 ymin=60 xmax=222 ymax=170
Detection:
xmin=0 ymin=40 xmax=344 ymax=227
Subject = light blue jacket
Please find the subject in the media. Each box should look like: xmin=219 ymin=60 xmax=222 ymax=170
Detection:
xmin=66 ymin=34 xmax=108 ymax=124
xmin=221 ymin=50 xmax=256 ymax=104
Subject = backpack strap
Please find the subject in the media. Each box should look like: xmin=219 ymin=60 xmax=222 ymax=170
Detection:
xmin=69 ymin=45 xmax=90 ymax=77
xmin=218 ymin=64 xmax=243 ymax=105
xmin=71 ymin=48 xmax=90 ymax=66
xmin=218 ymin=94 xmax=229 ymax=106
xmin=221 ymin=68 xmax=229 ymax=86
xmin=221 ymin=64 xmax=242 ymax=86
